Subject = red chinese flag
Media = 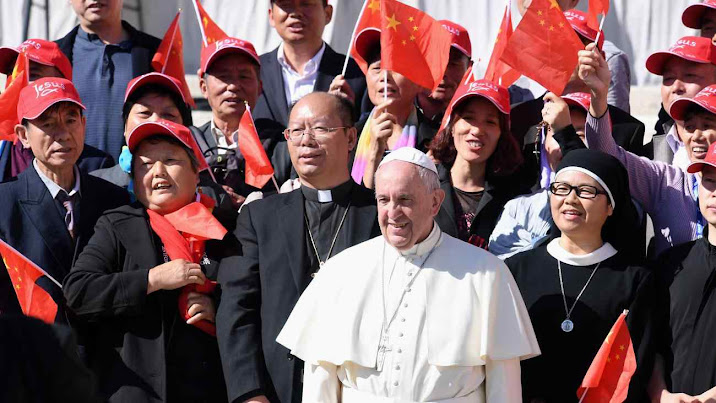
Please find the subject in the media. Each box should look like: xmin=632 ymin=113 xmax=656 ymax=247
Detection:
xmin=349 ymin=0 xmax=382 ymax=74
xmin=587 ymin=0 xmax=610 ymax=30
xmin=152 ymin=11 xmax=196 ymax=107
xmin=238 ymin=106 xmax=274 ymax=189
xmin=500 ymin=0 xmax=583 ymax=95
xmin=0 ymin=238 xmax=58 ymax=323
xmin=379 ymin=0 xmax=453 ymax=91
xmin=0 ymin=52 xmax=28 ymax=141
xmin=484 ymin=4 xmax=521 ymax=88
xmin=193 ymin=0 xmax=228 ymax=47
xmin=577 ymin=310 xmax=637 ymax=403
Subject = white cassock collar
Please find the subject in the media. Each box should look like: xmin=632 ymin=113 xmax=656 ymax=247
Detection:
xmin=395 ymin=222 xmax=441 ymax=258
xmin=546 ymin=238 xmax=618 ymax=266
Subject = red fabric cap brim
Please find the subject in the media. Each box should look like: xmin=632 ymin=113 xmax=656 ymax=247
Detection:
xmin=682 ymin=4 xmax=716 ymax=29
xmin=646 ymin=51 xmax=711 ymax=75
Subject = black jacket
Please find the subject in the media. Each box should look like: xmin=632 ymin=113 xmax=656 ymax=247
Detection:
xmin=0 ymin=167 xmax=128 ymax=319
xmin=253 ymin=44 xmax=367 ymax=128
xmin=63 ymin=204 xmax=237 ymax=403
xmin=216 ymin=184 xmax=380 ymax=403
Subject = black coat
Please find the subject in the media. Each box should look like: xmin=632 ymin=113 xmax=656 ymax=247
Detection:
xmin=0 ymin=167 xmax=128 ymax=319
xmin=253 ymin=44 xmax=367 ymax=128
xmin=63 ymin=204 xmax=236 ymax=403
xmin=434 ymin=164 xmax=529 ymax=250
xmin=216 ymin=183 xmax=380 ymax=403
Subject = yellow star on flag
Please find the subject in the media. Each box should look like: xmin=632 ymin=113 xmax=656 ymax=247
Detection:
xmin=203 ymin=16 xmax=209 ymax=27
xmin=607 ymin=357 xmax=611 ymax=363
xmin=402 ymin=40 xmax=407 ymax=45
xmin=549 ymin=25 xmax=555 ymax=31
xmin=413 ymin=25 xmax=418 ymax=31
xmin=368 ymin=0 xmax=380 ymax=13
xmin=619 ymin=344 xmax=625 ymax=351
xmin=559 ymin=22 xmax=565 ymax=28
xmin=386 ymin=14 xmax=402 ymax=31
xmin=537 ymin=10 xmax=543 ymax=16
xmin=539 ymin=20 xmax=546 ymax=26
xmin=410 ymin=35 xmax=416 ymax=41
xmin=615 ymin=354 xmax=621 ymax=360
xmin=549 ymin=0 xmax=560 ymax=9
xmin=605 ymin=330 xmax=614 ymax=344
xmin=408 ymin=16 xmax=414 ymax=22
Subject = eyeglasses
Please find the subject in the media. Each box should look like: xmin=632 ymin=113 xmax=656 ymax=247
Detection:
xmin=283 ymin=126 xmax=349 ymax=142
xmin=549 ymin=182 xmax=607 ymax=200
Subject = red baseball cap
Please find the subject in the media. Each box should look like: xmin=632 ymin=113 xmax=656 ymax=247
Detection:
xmin=0 ymin=39 xmax=72 ymax=80
xmin=682 ymin=0 xmax=716 ymax=29
xmin=564 ymin=10 xmax=605 ymax=49
xmin=669 ymin=84 xmax=716 ymax=120
xmin=450 ymin=79 xmax=511 ymax=115
xmin=646 ymin=36 xmax=716 ymax=75
xmin=439 ymin=20 xmax=472 ymax=58
xmin=17 ymin=77 xmax=85 ymax=122
xmin=562 ymin=92 xmax=591 ymax=112
xmin=124 ymin=72 xmax=188 ymax=105
xmin=126 ymin=119 xmax=209 ymax=171
xmin=687 ymin=142 xmax=716 ymax=173
xmin=354 ymin=28 xmax=382 ymax=65
xmin=200 ymin=37 xmax=260 ymax=76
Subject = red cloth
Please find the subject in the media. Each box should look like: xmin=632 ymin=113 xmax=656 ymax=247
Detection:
xmin=484 ymin=4 xmax=520 ymax=88
xmin=500 ymin=0 xmax=584 ymax=95
xmin=350 ymin=0 xmax=382 ymax=74
xmin=151 ymin=12 xmax=196 ymax=107
xmin=587 ymin=0 xmax=610 ymax=30
xmin=146 ymin=194 xmax=227 ymax=336
xmin=194 ymin=0 xmax=228 ymax=46
xmin=238 ymin=105 xmax=274 ymax=189
xmin=0 ymin=52 xmax=27 ymax=142
xmin=577 ymin=310 xmax=637 ymax=403
xmin=379 ymin=0 xmax=453 ymax=91
xmin=0 ymin=238 xmax=57 ymax=323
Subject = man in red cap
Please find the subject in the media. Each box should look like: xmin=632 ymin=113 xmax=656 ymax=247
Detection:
xmin=56 ymin=0 xmax=161 ymax=163
xmin=0 ymin=39 xmax=114 ymax=184
xmin=683 ymin=0 xmax=716 ymax=42
xmin=414 ymin=20 xmax=472 ymax=129
xmin=254 ymin=0 xmax=367 ymax=129
xmin=0 ymin=77 xmax=128 ymax=319
xmin=196 ymin=37 xmax=285 ymax=204
xmin=646 ymin=36 xmax=716 ymax=167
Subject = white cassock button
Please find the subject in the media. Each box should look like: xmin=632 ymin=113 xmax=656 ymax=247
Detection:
xmin=397 ymin=349 xmax=402 ymax=353
xmin=400 ymin=318 xmax=405 ymax=322
xmin=394 ymin=381 xmax=399 ymax=386
xmin=395 ymin=365 xmax=401 ymax=370
xmin=403 ymin=303 xmax=408 ymax=308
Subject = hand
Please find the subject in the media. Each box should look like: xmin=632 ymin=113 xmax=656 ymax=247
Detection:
xmin=147 ymin=259 xmax=206 ymax=294
xmin=658 ymin=390 xmax=700 ymax=403
xmin=222 ymin=185 xmax=246 ymax=209
xmin=279 ymin=178 xmax=302 ymax=193
xmin=329 ymin=74 xmax=356 ymax=105
xmin=244 ymin=396 xmax=270 ymax=403
xmin=578 ymin=43 xmax=610 ymax=100
xmin=370 ymin=100 xmax=397 ymax=151
xmin=541 ymin=92 xmax=572 ymax=133
xmin=185 ymin=292 xmax=216 ymax=324
xmin=697 ymin=386 xmax=716 ymax=402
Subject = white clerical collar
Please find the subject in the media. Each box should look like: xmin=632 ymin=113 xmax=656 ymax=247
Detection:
xmin=546 ymin=238 xmax=617 ymax=266
xmin=398 ymin=222 xmax=441 ymax=258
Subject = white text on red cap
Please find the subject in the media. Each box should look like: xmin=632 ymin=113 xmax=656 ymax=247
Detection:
xmin=442 ymin=24 xmax=461 ymax=36
xmin=33 ymin=81 xmax=66 ymax=98
xmin=468 ymin=81 xmax=499 ymax=94
xmin=19 ymin=40 xmax=43 ymax=52
xmin=215 ymin=38 xmax=246 ymax=51
xmin=671 ymin=39 xmax=699 ymax=52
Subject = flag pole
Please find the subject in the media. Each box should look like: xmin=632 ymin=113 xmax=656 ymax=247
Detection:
xmin=162 ymin=10 xmax=182 ymax=74
xmin=593 ymin=14 xmax=606 ymax=50
xmin=472 ymin=58 xmax=481 ymax=82
xmin=271 ymin=175 xmax=281 ymax=193
xmin=192 ymin=0 xmax=208 ymax=47
xmin=383 ymin=70 xmax=388 ymax=102
xmin=578 ymin=388 xmax=589 ymax=403
xmin=342 ymin=0 xmax=370 ymax=76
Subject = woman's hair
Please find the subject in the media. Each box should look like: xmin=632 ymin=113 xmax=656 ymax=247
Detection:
xmin=122 ymin=84 xmax=193 ymax=127
xmin=130 ymin=135 xmax=200 ymax=179
xmin=428 ymin=98 xmax=523 ymax=177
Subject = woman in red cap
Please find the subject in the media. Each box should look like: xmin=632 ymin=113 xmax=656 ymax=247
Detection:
xmin=429 ymin=79 xmax=525 ymax=250
xmin=64 ymin=120 xmax=233 ymax=402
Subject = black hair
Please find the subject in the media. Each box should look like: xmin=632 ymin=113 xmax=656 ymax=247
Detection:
xmin=271 ymin=0 xmax=329 ymax=7
xmin=122 ymin=84 xmax=193 ymax=127
xmin=287 ymin=92 xmax=355 ymax=127
xmin=129 ymin=134 xmax=200 ymax=178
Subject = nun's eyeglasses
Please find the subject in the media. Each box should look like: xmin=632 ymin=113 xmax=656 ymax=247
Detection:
xmin=549 ymin=182 xmax=606 ymax=199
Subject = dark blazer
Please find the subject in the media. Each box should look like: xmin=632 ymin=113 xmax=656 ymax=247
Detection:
xmin=216 ymin=183 xmax=381 ymax=403
xmin=63 ymin=204 xmax=236 ymax=403
xmin=253 ymin=43 xmax=367 ymax=128
xmin=435 ymin=164 xmax=529 ymax=250
xmin=0 ymin=167 xmax=129 ymax=319
xmin=0 ymin=142 xmax=115 ymax=183
xmin=55 ymin=21 xmax=160 ymax=73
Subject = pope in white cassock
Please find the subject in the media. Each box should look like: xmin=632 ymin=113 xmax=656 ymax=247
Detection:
xmin=277 ymin=148 xmax=540 ymax=403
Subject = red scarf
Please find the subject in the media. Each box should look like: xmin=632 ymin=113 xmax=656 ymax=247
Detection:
xmin=147 ymin=193 xmax=227 ymax=336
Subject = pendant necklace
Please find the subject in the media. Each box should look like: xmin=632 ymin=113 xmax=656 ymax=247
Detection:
xmin=304 ymin=201 xmax=352 ymax=275
xmin=557 ymin=260 xmax=601 ymax=333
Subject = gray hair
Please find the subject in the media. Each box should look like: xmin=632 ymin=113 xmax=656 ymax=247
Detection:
xmin=416 ymin=165 xmax=440 ymax=193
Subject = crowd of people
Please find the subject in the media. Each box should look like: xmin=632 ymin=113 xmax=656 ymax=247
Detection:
xmin=2 ymin=0 xmax=716 ymax=402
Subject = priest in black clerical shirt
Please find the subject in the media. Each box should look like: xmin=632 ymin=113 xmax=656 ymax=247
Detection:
xmin=216 ymin=92 xmax=381 ymax=403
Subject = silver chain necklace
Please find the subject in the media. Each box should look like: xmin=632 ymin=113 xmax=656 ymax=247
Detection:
xmin=557 ymin=260 xmax=601 ymax=333
xmin=304 ymin=201 xmax=351 ymax=274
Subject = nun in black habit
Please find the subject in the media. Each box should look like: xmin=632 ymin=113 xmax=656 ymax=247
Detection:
xmin=506 ymin=149 xmax=656 ymax=402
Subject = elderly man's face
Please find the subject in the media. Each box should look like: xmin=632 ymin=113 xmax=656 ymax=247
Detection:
xmin=28 ymin=61 xmax=63 ymax=82
xmin=17 ymin=102 xmax=86 ymax=171
xmin=375 ymin=161 xmax=444 ymax=250
xmin=124 ymin=92 xmax=183 ymax=141
xmin=286 ymin=93 xmax=356 ymax=185
xmin=201 ymin=53 xmax=262 ymax=122
xmin=661 ymin=58 xmax=716 ymax=113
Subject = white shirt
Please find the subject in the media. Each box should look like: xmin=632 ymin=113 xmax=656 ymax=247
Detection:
xmin=33 ymin=159 xmax=81 ymax=199
xmin=210 ymin=119 xmax=238 ymax=155
xmin=277 ymin=42 xmax=326 ymax=106
xmin=666 ymin=124 xmax=690 ymax=172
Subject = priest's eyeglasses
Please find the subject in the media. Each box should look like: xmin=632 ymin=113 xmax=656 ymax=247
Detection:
xmin=283 ymin=126 xmax=349 ymax=142
xmin=549 ymin=182 xmax=606 ymax=199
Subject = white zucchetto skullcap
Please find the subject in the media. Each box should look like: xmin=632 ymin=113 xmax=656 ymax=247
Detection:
xmin=378 ymin=147 xmax=438 ymax=175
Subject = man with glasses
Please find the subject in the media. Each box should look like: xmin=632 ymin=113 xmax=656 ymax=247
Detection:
xmin=217 ymin=92 xmax=381 ymax=403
